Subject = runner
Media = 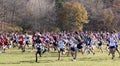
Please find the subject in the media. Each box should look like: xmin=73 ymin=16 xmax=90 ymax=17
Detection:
xmin=113 ymin=31 xmax=120 ymax=58
xmin=84 ymin=33 xmax=95 ymax=55
xmin=109 ymin=32 xmax=116 ymax=59
xmin=35 ymin=33 xmax=46 ymax=62
xmin=69 ymin=33 xmax=78 ymax=61
xmin=58 ymin=34 xmax=65 ymax=60
xmin=18 ymin=33 xmax=25 ymax=52
xmin=3 ymin=34 xmax=9 ymax=53
xmin=0 ymin=34 xmax=4 ymax=53
xmin=24 ymin=32 xmax=30 ymax=48
xmin=32 ymin=32 xmax=37 ymax=51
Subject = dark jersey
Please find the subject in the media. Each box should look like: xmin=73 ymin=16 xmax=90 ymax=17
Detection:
xmin=36 ymin=36 xmax=42 ymax=44
xmin=36 ymin=43 xmax=42 ymax=51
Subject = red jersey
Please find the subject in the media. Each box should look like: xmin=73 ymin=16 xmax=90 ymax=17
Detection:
xmin=19 ymin=35 xmax=24 ymax=45
xmin=0 ymin=36 xmax=4 ymax=46
xmin=4 ymin=37 xmax=8 ymax=45
xmin=32 ymin=35 xmax=36 ymax=44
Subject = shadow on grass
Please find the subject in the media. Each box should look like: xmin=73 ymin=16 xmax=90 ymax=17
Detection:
xmin=43 ymin=54 xmax=70 ymax=58
xmin=0 ymin=57 xmax=113 ymax=64
xmin=20 ymin=60 xmax=35 ymax=63
xmin=77 ymin=57 xmax=109 ymax=62
xmin=0 ymin=60 xmax=39 ymax=64
xmin=20 ymin=59 xmax=55 ymax=63
xmin=0 ymin=62 xmax=20 ymax=64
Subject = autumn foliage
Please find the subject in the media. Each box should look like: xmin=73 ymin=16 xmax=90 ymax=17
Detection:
xmin=57 ymin=1 xmax=89 ymax=31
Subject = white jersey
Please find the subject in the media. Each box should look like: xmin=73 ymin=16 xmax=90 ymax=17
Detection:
xmin=58 ymin=40 xmax=65 ymax=49
xmin=91 ymin=35 xmax=96 ymax=45
xmin=109 ymin=36 xmax=115 ymax=46
xmin=69 ymin=39 xmax=77 ymax=47
xmin=24 ymin=36 xmax=30 ymax=42
xmin=112 ymin=33 xmax=118 ymax=42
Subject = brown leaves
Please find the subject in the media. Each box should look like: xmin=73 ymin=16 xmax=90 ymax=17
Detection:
xmin=58 ymin=1 xmax=89 ymax=31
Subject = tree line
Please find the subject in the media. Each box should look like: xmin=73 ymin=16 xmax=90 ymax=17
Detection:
xmin=0 ymin=0 xmax=120 ymax=32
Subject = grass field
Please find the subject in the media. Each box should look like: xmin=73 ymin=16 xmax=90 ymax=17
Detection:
xmin=0 ymin=46 xmax=120 ymax=66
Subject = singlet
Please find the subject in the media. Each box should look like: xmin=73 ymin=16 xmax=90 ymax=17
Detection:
xmin=109 ymin=36 xmax=115 ymax=46
xmin=58 ymin=40 xmax=65 ymax=49
xmin=24 ymin=35 xmax=30 ymax=42
xmin=69 ymin=39 xmax=77 ymax=48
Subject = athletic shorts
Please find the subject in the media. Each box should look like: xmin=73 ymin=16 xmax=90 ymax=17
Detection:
xmin=98 ymin=43 xmax=102 ymax=46
xmin=70 ymin=47 xmax=77 ymax=51
xmin=45 ymin=40 xmax=49 ymax=43
xmin=109 ymin=46 xmax=115 ymax=49
xmin=107 ymin=44 xmax=109 ymax=46
xmin=26 ymin=41 xmax=30 ymax=45
xmin=60 ymin=48 xmax=64 ymax=52
xmin=77 ymin=44 xmax=83 ymax=49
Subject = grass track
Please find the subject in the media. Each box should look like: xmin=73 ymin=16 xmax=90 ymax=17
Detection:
xmin=0 ymin=46 xmax=120 ymax=66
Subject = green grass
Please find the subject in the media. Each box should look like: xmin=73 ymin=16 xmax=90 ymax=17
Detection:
xmin=0 ymin=46 xmax=120 ymax=66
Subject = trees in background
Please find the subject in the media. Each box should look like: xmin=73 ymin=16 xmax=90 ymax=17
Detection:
xmin=0 ymin=0 xmax=28 ymax=31
xmin=57 ymin=1 xmax=89 ymax=31
xmin=0 ymin=0 xmax=120 ymax=32
xmin=25 ymin=0 xmax=56 ymax=32
xmin=111 ymin=0 xmax=120 ymax=31
xmin=81 ymin=0 xmax=120 ymax=31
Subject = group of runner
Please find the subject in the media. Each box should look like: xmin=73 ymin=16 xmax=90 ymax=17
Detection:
xmin=0 ymin=31 xmax=120 ymax=61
